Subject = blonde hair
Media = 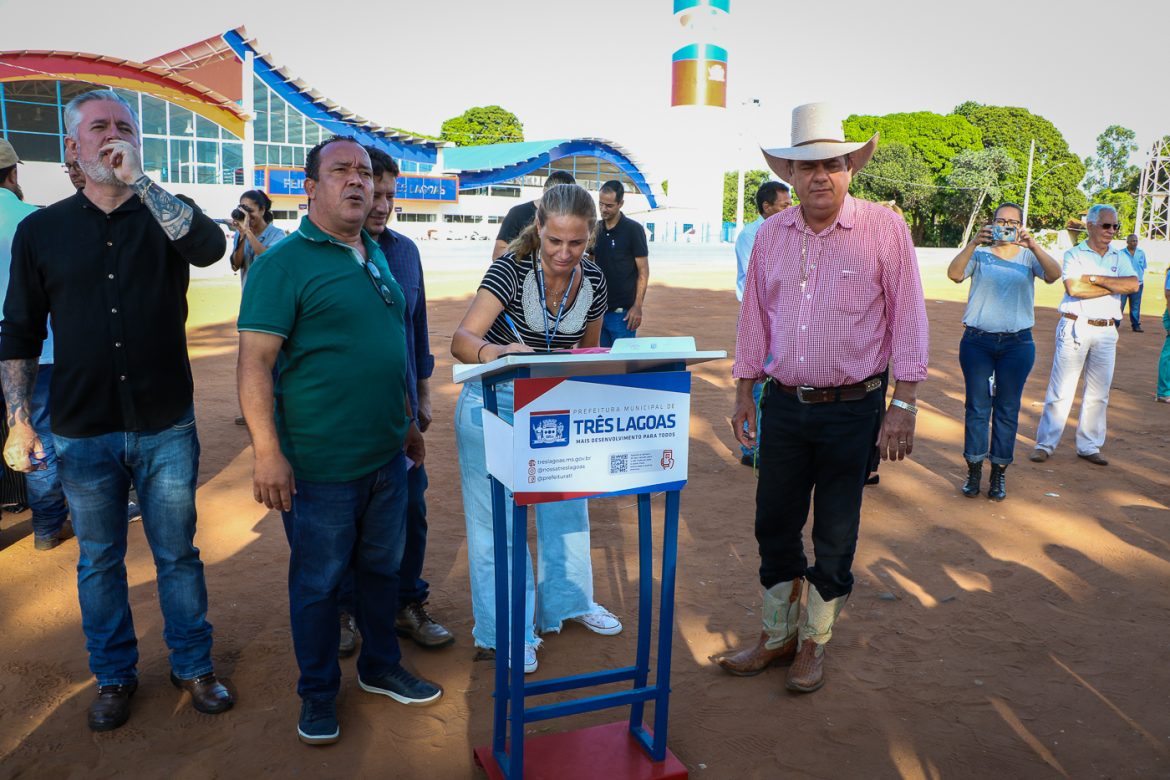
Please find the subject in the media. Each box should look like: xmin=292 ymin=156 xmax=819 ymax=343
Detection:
xmin=507 ymin=183 xmax=598 ymax=259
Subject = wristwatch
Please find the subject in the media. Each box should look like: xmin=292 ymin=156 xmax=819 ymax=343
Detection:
xmin=1089 ymin=275 xmax=1097 ymax=283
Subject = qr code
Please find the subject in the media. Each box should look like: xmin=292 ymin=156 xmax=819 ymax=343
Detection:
xmin=609 ymin=454 xmax=628 ymax=474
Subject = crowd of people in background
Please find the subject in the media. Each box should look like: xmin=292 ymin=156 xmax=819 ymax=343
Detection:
xmin=0 ymin=91 xmax=1167 ymax=748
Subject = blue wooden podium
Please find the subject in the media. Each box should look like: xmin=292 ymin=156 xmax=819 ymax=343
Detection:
xmin=453 ymin=339 xmax=724 ymax=780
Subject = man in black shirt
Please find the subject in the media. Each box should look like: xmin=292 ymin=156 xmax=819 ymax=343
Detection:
xmin=0 ymin=89 xmax=233 ymax=732
xmin=491 ymin=170 xmax=576 ymax=260
xmin=593 ymin=180 xmax=649 ymax=346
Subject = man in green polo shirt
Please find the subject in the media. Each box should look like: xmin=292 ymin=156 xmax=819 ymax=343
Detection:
xmin=238 ymin=136 xmax=439 ymax=746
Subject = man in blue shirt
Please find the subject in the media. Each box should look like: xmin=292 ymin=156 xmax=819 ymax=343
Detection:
xmin=1119 ymin=234 xmax=1148 ymax=331
xmin=735 ymin=180 xmax=791 ymax=303
xmin=0 ymin=140 xmax=69 ymax=548
xmin=733 ymin=181 xmax=791 ymax=465
xmin=337 ymin=146 xmax=453 ymax=653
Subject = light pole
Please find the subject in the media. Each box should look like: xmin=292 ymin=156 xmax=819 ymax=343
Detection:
xmin=733 ymin=98 xmax=761 ymax=240
xmin=1022 ymin=138 xmax=1073 ymax=226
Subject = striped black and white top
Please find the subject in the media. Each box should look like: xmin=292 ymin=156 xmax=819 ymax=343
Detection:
xmin=480 ymin=252 xmax=608 ymax=351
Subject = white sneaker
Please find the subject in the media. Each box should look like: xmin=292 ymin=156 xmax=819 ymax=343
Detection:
xmin=524 ymin=645 xmax=538 ymax=674
xmin=570 ymin=607 xmax=623 ymax=636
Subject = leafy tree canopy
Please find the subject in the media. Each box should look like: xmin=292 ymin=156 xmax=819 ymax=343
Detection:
xmin=849 ymin=141 xmax=935 ymax=216
xmin=1083 ymin=124 xmax=1140 ymax=194
xmin=844 ymin=112 xmax=982 ymax=178
xmin=722 ymin=169 xmax=774 ymax=223
xmin=440 ymin=106 xmax=524 ymax=146
xmin=952 ymin=103 xmax=1087 ymax=230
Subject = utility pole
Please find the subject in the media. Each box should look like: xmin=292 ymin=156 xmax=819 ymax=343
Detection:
xmin=1022 ymin=138 xmax=1035 ymax=226
xmin=733 ymin=98 xmax=761 ymax=240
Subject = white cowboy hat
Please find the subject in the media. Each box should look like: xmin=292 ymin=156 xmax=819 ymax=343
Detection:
xmin=761 ymin=102 xmax=878 ymax=177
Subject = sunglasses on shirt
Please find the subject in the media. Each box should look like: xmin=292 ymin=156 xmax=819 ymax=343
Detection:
xmin=364 ymin=260 xmax=395 ymax=305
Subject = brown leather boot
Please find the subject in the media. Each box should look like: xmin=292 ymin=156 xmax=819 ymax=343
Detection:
xmin=785 ymin=639 xmax=825 ymax=693
xmin=711 ymin=578 xmax=802 ymax=676
xmin=712 ymin=631 xmax=797 ymax=676
xmin=785 ymin=586 xmax=846 ymax=693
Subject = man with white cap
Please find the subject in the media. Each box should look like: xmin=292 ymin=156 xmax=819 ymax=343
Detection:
xmin=713 ymin=103 xmax=929 ymax=693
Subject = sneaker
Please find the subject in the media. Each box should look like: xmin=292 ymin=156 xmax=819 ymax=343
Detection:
xmin=1156 ymin=397 xmax=1170 ymax=404
xmin=297 ymin=698 xmax=339 ymax=745
xmin=359 ymin=664 xmax=442 ymax=706
xmin=1028 ymin=449 xmax=1049 ymax=463
xmin=338 ymin=612 xmax=358 ymax=658
xmin=523 ymin=645 xmax=538 ymax=674
xmin=126 ymin=501 xmax=142 ymax=524
xmin=570 ymin=607 xmax=623 ymax=636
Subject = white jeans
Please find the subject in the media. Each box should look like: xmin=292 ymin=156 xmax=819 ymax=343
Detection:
xmin=1034 ymin=317 xmax=1117 ymax=455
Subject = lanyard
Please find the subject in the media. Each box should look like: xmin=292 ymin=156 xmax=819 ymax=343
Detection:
xmin=534 ymin=256 xmax=576 ymax=351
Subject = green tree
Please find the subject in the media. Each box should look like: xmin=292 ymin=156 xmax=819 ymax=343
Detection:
xmin=953 ymin=103 xmax=1087 ymax=230
xmin=944 ymin=147 xmax=1018 ymax=245
xmin=722 ymin=169 xmax=773 ymax=223
xmin=1083 ymin=125 xmax=1139 ymax=194
xmin=849 ymin=142 xmax=936 ymax=243
xmin=439 ymin=106 xmax=524 ymax=146
xmin=843 ymin=112 xmax=983 ymax=178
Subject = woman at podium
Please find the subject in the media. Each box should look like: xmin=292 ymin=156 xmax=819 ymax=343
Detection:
xmin=451 ymin=184 xmax=623 ymax=674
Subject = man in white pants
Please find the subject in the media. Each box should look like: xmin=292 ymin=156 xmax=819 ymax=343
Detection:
xmin=1030 ymin=204 xmax=1139 ymax=466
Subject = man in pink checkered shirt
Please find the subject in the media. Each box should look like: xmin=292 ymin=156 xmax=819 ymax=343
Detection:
xmin=712 ymin=103 xmax=929 ymax=694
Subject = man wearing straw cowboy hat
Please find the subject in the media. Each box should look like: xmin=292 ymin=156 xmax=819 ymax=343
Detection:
xmin=713 ymin=102 xmax=929 ymax=693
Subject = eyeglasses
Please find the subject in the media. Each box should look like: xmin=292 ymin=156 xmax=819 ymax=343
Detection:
xmin=364 ymin=260 xmax=395 ymax=305
xmin=1097 ymin=222 xmax=1121 ymax=231
xmin=993 ymin=218 xmax=1021 ymax=228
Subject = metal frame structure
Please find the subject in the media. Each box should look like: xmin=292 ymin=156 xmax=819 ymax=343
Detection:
xmin=478 ymin=362 xmax=685 ymax=780
xmin=1135 ymin=136 xmax=1170 ymax=241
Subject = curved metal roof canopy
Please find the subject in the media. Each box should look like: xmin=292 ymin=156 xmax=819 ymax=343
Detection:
xmin=448 ymin=139 xmax=658 ymax=208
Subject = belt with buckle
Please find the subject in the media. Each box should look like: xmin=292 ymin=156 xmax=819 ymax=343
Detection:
xmin=775 ymin=376 xmax=884 ymax=404
xmin=1062 ymin=313 xmax=1112 ymax=327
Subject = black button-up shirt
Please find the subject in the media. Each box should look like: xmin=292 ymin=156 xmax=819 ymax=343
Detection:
xmin=0 ymin=191 xmax=226 ymax=437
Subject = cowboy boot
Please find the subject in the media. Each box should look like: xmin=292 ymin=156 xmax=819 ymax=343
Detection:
xmin=961 ymin=460 xmax=982 ymax=498
xmin=712 ymin=579 xmax=803 ymax=676
xmin=786 ymin=586 xmax=846 ymax=693
xmin=988 ymin=464 xmax=1007 ymax=502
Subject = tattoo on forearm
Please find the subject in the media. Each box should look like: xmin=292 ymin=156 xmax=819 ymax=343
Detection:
xmin=133 ymin=175 xmax=193 ymax=241
xmin=1 ymin=359 xmax=38 ymax=428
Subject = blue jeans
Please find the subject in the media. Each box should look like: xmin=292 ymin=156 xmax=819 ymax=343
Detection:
xmin=600 ymin=310 xmax=637 ymax=348
xmin=959 ymin=327 xmax=1036 ymax=465
xmin=338 ymin=463 xmax=429 ymax=612
xmin=455 ymin=380 xmax=600 ymax=650
xmin=282 ymin=453 xmax=408 ymax=701
xmin=27 ymin=363 xmax=68 ymax=540
xmin=54 ymin=406 xmax=211 ymax=686
xmin=1120 ymin=284 xmax=1143 ymax=329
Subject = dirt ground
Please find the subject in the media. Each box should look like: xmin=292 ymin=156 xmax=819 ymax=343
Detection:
xmin=1 ymin=275 xmax=1169 ymax=780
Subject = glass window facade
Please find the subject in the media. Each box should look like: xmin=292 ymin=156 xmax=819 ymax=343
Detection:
xmin=1 ymin=77 xmax=433 ymax=185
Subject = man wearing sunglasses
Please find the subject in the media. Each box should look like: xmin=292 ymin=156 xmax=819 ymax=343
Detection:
xmin=1030 ymin=204 xmax=1139 ymax=466
xmin=238 ymin=136 xmax=438 ymax=746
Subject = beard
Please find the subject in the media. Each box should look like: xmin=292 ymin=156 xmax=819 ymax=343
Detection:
xmin=77 ymin=153 xmax=120 ymax=186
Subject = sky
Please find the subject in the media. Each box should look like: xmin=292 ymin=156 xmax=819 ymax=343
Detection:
xmin=2 ymin=0 xmax=1166 ymax=186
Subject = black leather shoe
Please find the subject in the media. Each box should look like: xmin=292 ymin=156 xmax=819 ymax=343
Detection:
xmin=396 ymin=602 xmax=455 ymax=649
xmin=88 ymin=680 xmax=137 ymax=732
xmin=170 ymin=672 xmax=234 ymax=714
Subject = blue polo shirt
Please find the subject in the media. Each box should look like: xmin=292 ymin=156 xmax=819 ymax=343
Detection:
xmin=735 ymin=216 xmax=765 ymax=302
xmin=1058 ymin=241 xmax=1137 ymax=321
xmin=1121 ymin=247 xmax=1147 ymax=281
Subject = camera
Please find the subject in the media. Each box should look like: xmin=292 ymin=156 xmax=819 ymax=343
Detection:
xmin=231 ymin=203 xmax=252 ymax=223
xmin=992 ymin=225 xmax=1017 ymax=243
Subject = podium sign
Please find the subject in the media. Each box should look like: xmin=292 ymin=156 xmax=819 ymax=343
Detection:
xmin=484 ymin=372 xmax=691 ymax=505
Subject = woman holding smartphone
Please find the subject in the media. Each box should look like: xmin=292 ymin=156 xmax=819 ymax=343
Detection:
xmin=946 ymin=203 xmax=1061 ymax=500
xmin=451 ymin=183 xmax=622 ymax=675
